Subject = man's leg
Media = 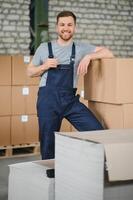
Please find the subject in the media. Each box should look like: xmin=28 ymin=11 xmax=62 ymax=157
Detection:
xmin=38 ymin=116 xmax=62 ymax=160
xmin=37 ymin=87 xmax=62 ymax=159
xmin=64 ymin=100 xmax=103 ymax=131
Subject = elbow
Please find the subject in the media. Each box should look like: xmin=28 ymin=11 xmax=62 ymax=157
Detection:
xmin=108 ymin=49 xmax=114 ymax=58
xmin=107 ymin=52 xmax=114 ymax=58
xmin=95 ymin=46 xmax=114 ymax=58
xmin=104 ymin=47 xmax=114 ymax=58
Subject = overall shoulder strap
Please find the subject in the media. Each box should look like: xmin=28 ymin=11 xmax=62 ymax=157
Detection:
xmin=48 ymin=42 xmax=54 ymax=58
xmin=70 ymin=42 xmax=75 ymax=65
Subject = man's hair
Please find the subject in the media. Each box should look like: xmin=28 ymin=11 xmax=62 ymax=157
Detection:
xmin=56 ymin=11 xmax=76 ymax=24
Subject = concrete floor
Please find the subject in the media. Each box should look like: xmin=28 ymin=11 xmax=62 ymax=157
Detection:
xmin=0 ymin=155 xmax=41 ymax=200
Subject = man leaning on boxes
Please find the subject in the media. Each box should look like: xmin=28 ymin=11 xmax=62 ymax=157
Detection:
xmin=27 ymin=10 xmax=114 ymax=160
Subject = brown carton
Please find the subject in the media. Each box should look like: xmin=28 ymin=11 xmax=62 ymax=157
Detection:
xmin=11 ymin=86 xmax=25 ymax=115
xmin=77 ymin=75 xmax=84 ymax=95
xmin=0 ymin=55 xmax=11 ymax=85
xmin=26 ymin=86 xmax=38 ymax=114
xmin=0 ymin=86 xmax=11 ymax=116
xmin=77 ymin=75 xmax=89 ymax=106
xmin=84 ymin=58 xmax=133 ymax=104
xmin=77 ymin=75 xmax=86 ymax=101
xmin=60 ymin=118 xmax=72 ymax=132
xmin=0 ymin=116 xmax=10 ymax=146
xmin=11 ymin=115 xmax=39 ymax=145
xmin=12 ymin=55 xmax=40 ymax=85
xmin=11 ymin=86 xmax=38 ymax=115
xmin=88 ymin=101 xmax=133 ymax=129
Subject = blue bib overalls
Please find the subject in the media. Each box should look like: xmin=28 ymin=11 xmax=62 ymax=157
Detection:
xmin=37 ymin=42 xmax=103 ymax=159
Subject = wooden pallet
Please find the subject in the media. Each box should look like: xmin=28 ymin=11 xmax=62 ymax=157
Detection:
xmin=0 ymin=143 xmax=40 ymax=159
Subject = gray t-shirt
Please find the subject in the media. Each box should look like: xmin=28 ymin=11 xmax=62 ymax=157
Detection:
xmin=32 ymin=40 xmax=96 ymax=88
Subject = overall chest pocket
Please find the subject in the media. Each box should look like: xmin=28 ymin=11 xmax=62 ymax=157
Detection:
xmin=46 ymin=65 xmax=73 ymax=88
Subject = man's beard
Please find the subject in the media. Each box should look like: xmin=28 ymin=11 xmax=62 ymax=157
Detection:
xmin=58 ymin=31 xmax=73 ymax=41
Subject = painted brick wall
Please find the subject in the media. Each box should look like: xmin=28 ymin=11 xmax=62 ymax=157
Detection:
xmin=0 ymin=0 xmax=133 ymax=57
xmin=49 ymin=0 xmax=133 ymax=57
xmin=0 ymin=0 xmax=31 ymax=55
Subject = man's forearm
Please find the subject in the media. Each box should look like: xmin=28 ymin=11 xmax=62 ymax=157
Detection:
xmin=27 ymin=58 xmax=59 ymax=77
xmin=27 ymin=63 xmax=47 ymax=77
xmin=77 ymin=47 xmax=114 ymax=75
xmin=89 ymin=47 xmax=114 ymax=60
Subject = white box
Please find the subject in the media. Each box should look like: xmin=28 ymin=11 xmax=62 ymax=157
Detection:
xmin=55 ymin=129 xmax=133 ymax=200
xmin=8 ymin=160 xmax=55 ymax=200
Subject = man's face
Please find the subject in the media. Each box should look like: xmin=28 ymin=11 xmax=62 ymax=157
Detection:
xmin=56 ymin=16 xmax=76 ymax=42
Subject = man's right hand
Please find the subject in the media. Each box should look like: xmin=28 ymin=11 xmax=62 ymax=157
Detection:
xmin=27 ymin=58 xmax=59 ymax=78
xmin=42 ymin=58 xmax=59 ymax=71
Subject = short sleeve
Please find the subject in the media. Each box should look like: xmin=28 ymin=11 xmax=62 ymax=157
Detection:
xmin=82 ymin=43 xmax=96 ymax=55
xmin=32 ymin=44 xmax=44 ymax=66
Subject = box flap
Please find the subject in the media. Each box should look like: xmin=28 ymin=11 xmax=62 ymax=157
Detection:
xmin=33 ymin=159 xmax=54 ymax=169
xmin=104 ymin=143 xmax=133 ymax=181
xmin=57 ymin=129 xmax=133 ymax=181
xmin=9 ymin=159 xmax=54 ymax=171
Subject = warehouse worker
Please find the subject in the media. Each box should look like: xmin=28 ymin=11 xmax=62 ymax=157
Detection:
xmin=27 ymin=11 xmax=114 ymax=160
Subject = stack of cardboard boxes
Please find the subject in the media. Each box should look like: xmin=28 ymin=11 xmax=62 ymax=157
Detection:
xmin=84 ymin=58 xmax=133 ymax=128
xmin=11 ymin=55 xmax=39 ymax=145
xmin=0 ymin=55 xmax=39 ymax=148
xmin=0 ymin=56 xmax=12 ymax=146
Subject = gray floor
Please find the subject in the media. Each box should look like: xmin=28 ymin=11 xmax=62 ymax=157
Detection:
xmin=0 ymin=155 xmax=41 ymax=200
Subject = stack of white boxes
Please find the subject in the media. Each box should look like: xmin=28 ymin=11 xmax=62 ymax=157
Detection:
xmin=55 ymin=129 xmax=133 ymax=200
xmin=8 ymin=160 xmax=55 ymax=200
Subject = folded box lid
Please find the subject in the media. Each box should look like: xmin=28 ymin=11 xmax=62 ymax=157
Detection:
xmin=34 ymin=159 xmax=55 ymax=169
xmin=57 ymin=129 xmax=133 ymax=181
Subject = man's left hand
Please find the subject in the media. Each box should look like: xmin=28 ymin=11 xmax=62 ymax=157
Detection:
xmin=77 ymin=55 xmax=91 ymax=75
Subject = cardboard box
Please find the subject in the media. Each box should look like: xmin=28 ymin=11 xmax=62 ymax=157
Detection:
xmin=8 ymin=159 xmax=55 ymax=200
xmin=84 ymin=58 xmax=133 ymax=104
xmin=88 ymin=101 xmax=133 ymax=129
xmin=11 ymin=115 xmax=39 ymax=145
xmin=12 ymin=55 xmax=40 ymax=85
xmin=60 ymin=118 xmax=72 ymax=132
xmin=77 ymin=75 xmax=84 ymax=96
xmin=0 ymin=86 xmax=11 ymax=116
xmin=0 ymin=116 xmax=10 ymax=146
xmin=26 ymin=86 xmax=38 ymax=114
xmin=11 ymin=86 xmax=38 ymax=115
xmin=0 ymin=55 xmax=11 ymax=85
xmin=77 ymin=74 xmax=88 ymax=104
xmin=55 ymin=129 xmax=133 ymax=200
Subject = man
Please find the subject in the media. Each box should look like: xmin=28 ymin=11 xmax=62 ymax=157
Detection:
xmin=27 ymin=11 xmax=114 ymax=160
